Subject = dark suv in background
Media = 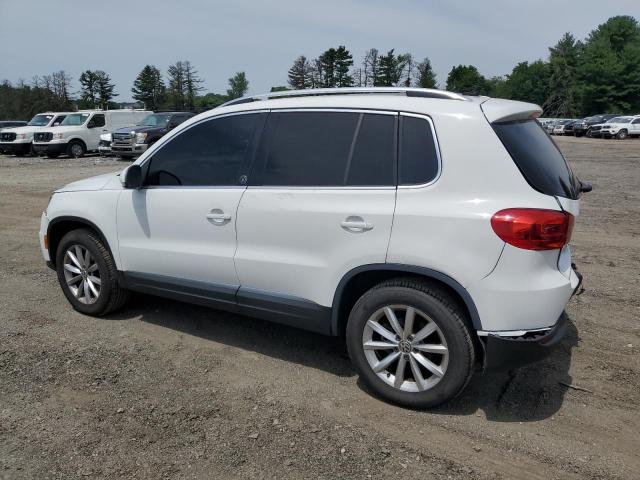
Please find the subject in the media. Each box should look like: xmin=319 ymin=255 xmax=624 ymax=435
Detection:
xmin=111 ymin=112 xmax=195 ymax=159
xmin=574 ymin=114 xmax=621 ymax=137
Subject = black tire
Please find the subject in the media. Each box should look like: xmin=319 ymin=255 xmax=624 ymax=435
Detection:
xmin=616 ymin=129 xmax=628 ymax=140
xmin=66 ymin=140 xmax=86 ymax=158
xmin=55 ymin=228 xmax=128 ymax=316
xmin=346 ymin=278 xmax=475 ymax=409
xmin=47 ymin=153 xmax=60 ymax=159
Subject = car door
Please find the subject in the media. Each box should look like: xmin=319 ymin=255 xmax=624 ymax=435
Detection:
xmin=631 ymin=118 xmax=640 ymax=135
xmin=86 ymin=113 xmax=106 ymax=150
xmin=234 ymin=110 xmax=397 ymax=332
xmin=117 ymin=111 xmax=267 ymax=302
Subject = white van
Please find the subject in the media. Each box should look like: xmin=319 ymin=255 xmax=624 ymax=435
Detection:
xmin=32 ymin=110 xmax=151 ymax=158
xmin=0 ymin=112 xmax=71 ymax=156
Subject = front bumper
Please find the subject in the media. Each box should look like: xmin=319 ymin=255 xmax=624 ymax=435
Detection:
xmin=111 ymin=143 xmax=147 ymax=156
xmin=0 ymin=142 xmax=32 ymax=154
xmin=33 ymin=142 xmax=67 ymax=156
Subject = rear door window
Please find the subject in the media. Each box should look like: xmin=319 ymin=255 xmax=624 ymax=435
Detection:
xmin=253 ymin=111 xmax=395 ymax=187
xmin=492 ymin=119 xmax=579 ymax=199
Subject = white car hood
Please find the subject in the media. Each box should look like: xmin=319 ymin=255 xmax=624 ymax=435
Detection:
xmin=5 ymin=125 xmax=49 ymax=135
xmin=56 ymin=172 xmax=122 ymax=193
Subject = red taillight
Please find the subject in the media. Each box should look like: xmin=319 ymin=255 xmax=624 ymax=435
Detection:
xmin=491 ymin=208 xmax=574 ymax=251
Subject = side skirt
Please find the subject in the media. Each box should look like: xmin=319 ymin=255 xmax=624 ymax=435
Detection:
xmin=120 ymin=271 xmax=332 ymax=335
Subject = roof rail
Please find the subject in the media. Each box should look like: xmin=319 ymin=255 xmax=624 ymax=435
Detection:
xmin=220 ymin=87 xmax=468 ymax=107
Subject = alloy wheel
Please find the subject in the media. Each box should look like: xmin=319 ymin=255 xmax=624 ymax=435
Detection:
xmin=63 ymin=244 xmax=101 ymax=304
xmin=362 ymin=305 xmax=449 ymax=392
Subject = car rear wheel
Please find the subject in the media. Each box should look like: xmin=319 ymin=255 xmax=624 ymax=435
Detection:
xmin=67 ymin=141 xmax=86 ymax=158
xmin=55 ymin=229 xmax=129 ymax=316
xmin=346 ymin=278 xmax=475 ymax=408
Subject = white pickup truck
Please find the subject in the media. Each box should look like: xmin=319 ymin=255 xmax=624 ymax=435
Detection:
xmin=32 ymin=110 xmax=151 ymax=158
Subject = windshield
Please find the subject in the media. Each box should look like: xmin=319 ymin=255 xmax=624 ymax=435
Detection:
xmin=28 ymin=114 xmax=54 ymax=126
xmin=60 ymin=113 xmax=90 ymax=126
xmin=608 ymin=117 xmax=631 ymax=124
xmin=139 ymin=114 xmax=172 ymax=127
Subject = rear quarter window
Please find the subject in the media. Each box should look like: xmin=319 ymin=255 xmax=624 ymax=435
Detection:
xmin=492 ymin=119 xmax=579 ymax=199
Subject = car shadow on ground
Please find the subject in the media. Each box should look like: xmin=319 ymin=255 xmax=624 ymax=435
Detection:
xmin=108 ymin=296 xmax=578 ymax=421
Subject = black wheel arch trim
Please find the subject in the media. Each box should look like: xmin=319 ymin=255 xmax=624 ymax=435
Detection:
xmin=47 ymin=216 xmax=116 ymax=269
xmin=330 ymin=263 xmax=482 ymax=335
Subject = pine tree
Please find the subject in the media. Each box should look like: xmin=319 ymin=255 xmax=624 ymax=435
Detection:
xmin=288 ymin=56 xmax=313 ymax=89
xmin=79 ymin=70 xmax=98 ymax=108
xmin=132 ymin=65 xmax=166 ymax=111
xmin=376 ymin=49 xmax=404 ymax=86
xmin=334 ymin=46 xmax=353 ymax=87
xmin=226 ymin=72 xmax=249 ymax=99
xmin=543 ymin=33 xmax=582 ymax=117
xmin=183 ymin=61 xmax=203 ymax=110
xmin=362 ymin=48 xmax=380 ymax=87
xmin=94 ymin=70 xmax=117 ymax=109
xmin=416 ymin=57 xmax=437 ymax=88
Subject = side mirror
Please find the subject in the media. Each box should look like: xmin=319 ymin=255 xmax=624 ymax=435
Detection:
xmin=123 ymin=164 xmax=143 ymax=189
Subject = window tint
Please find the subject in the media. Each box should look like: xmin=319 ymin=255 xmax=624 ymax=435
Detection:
xmin=256 ymin=111 xmax=395 ymax=187
xmin=632 ymin=119 xmax=640 ymax=124
xmin=145 ymin=113 xmax=265 ymax=187
xmin=347 ymin=114 xmax=396 ymax=186
xmin=492 ymin=119 xmax=579 ymax=199
xmin=399 ymin=115 xmax=439 ymax=185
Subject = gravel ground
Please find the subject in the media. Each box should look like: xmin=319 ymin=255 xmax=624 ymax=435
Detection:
xmin=1 ymin=136 xmax=639 ymax=479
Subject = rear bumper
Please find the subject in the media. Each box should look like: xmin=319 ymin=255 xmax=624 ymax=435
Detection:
xmin=0 ymin=142 xmax=32 ymax=154
xmin=33 ymin=143 xmax=67 ymax=156
xmin=481 ymin=314 xmax=568 ymax=371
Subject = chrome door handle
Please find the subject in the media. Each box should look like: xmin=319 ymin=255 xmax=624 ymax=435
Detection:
xmin=341 ymin=217 xmax=373 ymax=233
xmin=206 ymin=209 xmax=231 ymax=224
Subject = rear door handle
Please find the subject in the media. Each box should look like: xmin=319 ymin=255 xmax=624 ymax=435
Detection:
xmin=341 ymin=216 xmax=373 ymax=233
xmin=206 ymin=209 xmax=232 ymax=225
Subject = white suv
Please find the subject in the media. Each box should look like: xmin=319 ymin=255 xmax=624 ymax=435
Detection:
xmin=0 ymin=112 xmax=70 ymax=156
xmin=39 ymin=88 xmax=588 ymax=408
xmin=598 ymin=115 xmax=640 ymax=139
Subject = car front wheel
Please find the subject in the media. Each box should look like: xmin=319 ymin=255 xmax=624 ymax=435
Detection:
xmin=346 ymin=278 xmax=475 ymax=408
xmin=55 ymin=229 xmax=128 ymax=316
xmin=616 ymin=129 xmax=628 ymax=140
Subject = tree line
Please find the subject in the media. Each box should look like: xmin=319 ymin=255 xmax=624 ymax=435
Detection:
xmin=1 ymin=15 xmax=638 ymax=120
xmin=286 ymin=15 xmax=640 ymax=117
xmin=0 ymin=61 xmax=249 ymax=120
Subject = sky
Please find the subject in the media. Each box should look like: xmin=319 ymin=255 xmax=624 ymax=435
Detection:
xmin=1 ymin=0 xmax=638 ymax=101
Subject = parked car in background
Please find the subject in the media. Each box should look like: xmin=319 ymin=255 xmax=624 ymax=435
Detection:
xmin=0 ymin=120 xmax=28 ymax=129
xmin=39 ymin=87 xmax=587 ymax=408
xmin=32 ymin=110 xmax=151 ymax=158
xmin=576 ymin=114 xmax=621 ymax=137
xmin=98 ymin=133 xmax=112 ymax=156
xmin=0 ymin=113 xmax=69 ymax=156
xmin=563 ymin=120 xmax=580 ymax=136
xmin=598 ymin=116 xmax=640 ymax=139
xmin=110 ymin=112 xmax=195 ymax=159
xmin=552 ymin=119 xmax=574 ymax=135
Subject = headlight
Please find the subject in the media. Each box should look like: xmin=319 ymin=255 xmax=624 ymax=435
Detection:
xmin=135 ymin=132 xmax=148 ymax=144
xmin=54 ymin=133 xmax=64 ymax=139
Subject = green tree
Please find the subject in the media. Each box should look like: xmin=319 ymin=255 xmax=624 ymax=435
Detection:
xmin=183 ymin=61 xmax=203 ymax=110
xmin=78 ymin=70 xmax=98 ymax=108
xmin=376 ymin=49 xmax=406 ymax=86
xmin=334 ymin=46 xmax=354 ymax=87
xmin=270 ymin=86 xmax=289 ymax=92
xmin=543 ymin=33 xmax=582 ymax=117
xmin=94 ymin=70 xmax=117 ymax=109
xmin=288 ymin=55 xmax=313 ymax=89
xmin=445 ymin=65 xmax=488 ymax=94
xmin=578 ymin=16 xmax=640 ymax=114
xmin=167 ymin=61 xmax=187 ymax=109
xmin=502 ymin=60 xmax=550 ymax=106
xmin=315 ymin=46 xmax=354 ymax=87
xmin=131 ymin=65 xmax=166 ymax=111
xmin=416 ymin=57 xmax=437 ymax=88
xmin=226 ymin=72 xmax=249 ymax=99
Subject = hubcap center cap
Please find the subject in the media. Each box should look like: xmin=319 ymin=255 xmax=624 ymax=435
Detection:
xmin=399 ymin=340 xmax=412 ymax=353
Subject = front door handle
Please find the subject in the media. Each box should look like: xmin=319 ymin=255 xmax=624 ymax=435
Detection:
xmin=206 ymin=209 xmax=232 ymax=225
xmin=341 ymin=216 xmax=374 ymax=233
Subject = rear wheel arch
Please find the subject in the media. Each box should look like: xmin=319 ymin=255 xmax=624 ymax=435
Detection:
xmin=331 ymin=264 xmax=482 ymax=338
xmin=47 ymin=217 xmax=115 ymax=269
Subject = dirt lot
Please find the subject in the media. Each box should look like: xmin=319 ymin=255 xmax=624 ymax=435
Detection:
xmin=0 ymin=136 xmax=639 ymax=480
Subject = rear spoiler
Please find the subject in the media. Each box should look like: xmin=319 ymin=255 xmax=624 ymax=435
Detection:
xmin=480 ymin=98 xmax=542 ymax=123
